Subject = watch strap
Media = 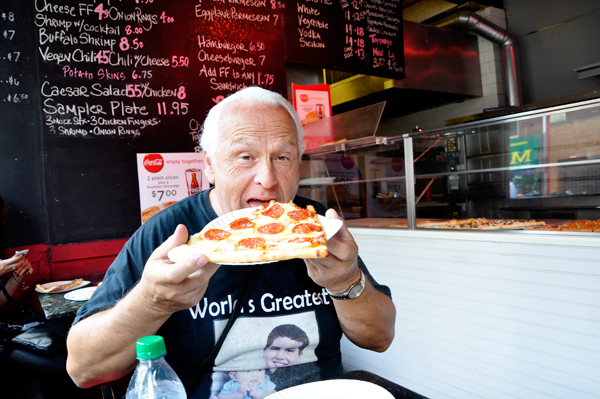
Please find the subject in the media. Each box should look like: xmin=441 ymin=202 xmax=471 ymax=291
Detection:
xmin=326 ymin=270 xmax=365 ymax=300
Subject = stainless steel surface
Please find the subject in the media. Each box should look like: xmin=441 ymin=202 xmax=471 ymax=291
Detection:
xmin=414 ymin=158 xmax=600 ymax=179
xmin=574 ymin=61 xmax=600 ymax=79
xmin=395 ymin=20 xmax=482 ymax=96
xmin=404 ymin=135 xmax=416 ymax=229
xmin=329 ymin=20 xmax=482 ymax=119
xmin=433 ymin=11 xmax=521 ymax=106
xmin=427 ymin=97 xmax=600 ymax=137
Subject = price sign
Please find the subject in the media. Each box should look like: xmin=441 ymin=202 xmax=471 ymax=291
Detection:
xmin=136 ymin=152 xmax=210 ymax=224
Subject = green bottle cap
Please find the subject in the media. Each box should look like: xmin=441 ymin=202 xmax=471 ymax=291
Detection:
xmin=135 ymin=335 xmax=167 ymax=360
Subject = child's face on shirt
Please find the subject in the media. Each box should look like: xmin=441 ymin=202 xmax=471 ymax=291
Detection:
xmin=230 ymin=369 xmax=266 ymax=385
xmin=263 ymin=336 xmax=303 ymax=370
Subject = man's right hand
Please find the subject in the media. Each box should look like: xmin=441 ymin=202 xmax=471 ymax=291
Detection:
xmin=67 ymin=224 xmax=220 ymax=389
xmin=136 ymin=224 xmax=221 ymax=316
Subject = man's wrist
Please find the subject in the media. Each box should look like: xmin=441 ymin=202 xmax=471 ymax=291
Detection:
xmin=326 ymin=267 xmax=362 ymax=295
xmin=326 ymin=270 xmax=366 ymax=300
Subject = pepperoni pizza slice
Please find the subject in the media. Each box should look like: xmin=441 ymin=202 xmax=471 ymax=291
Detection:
xmin=168 ymin=200 xmax=329 ymax=264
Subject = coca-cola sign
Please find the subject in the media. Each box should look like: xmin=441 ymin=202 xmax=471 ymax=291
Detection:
xmin=143 ymin=154 xmax=164 ymax=173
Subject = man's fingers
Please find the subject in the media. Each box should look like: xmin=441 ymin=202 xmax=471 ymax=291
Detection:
xmin=166 ymin=254 xmax=211 ymax=283
xmin=150 ymin=224 xmax=190 ymax=260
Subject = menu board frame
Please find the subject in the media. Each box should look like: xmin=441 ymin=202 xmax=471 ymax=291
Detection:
xmin=284 ymin=0 xmax=405 ymax=80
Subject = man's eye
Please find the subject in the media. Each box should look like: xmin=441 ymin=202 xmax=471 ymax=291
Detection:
xmin=277 ymin=155 xmax=289 ymax=161
xmin=240 ymin=155 xmax=252 ymax=161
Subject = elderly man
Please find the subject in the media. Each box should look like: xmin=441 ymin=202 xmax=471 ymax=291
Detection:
xmin=66 ymin=87 xmax=395 ymax=398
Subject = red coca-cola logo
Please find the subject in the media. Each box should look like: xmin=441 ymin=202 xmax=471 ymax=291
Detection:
xmin=392 ymin=158 xmax=404 ymax=173
xmin=300 ymin=94 xmax=309 ymax=102
xmin=143 ymin=154 xmax=164 ymax=173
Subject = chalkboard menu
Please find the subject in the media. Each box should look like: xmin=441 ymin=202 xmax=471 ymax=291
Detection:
xmin=0 ymin=2 xmax=48 ymax=247
xmin=2 ymin=0 xmax=286 ymax=245
xmin=284 ymin=0 xmax=405 ymax=79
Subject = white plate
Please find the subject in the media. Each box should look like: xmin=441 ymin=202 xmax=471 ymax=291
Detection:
xmin=64 ymin=286 xmax=98 ymax=301
xmin=204 ymin=207 xmax=344 ymax=266
xmin=35 ymin=280 xmax=90 ymax=294
xmin=265 ymin=379 xmax=394 ymax=399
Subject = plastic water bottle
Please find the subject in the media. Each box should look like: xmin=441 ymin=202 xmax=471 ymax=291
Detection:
xmin=126 ymin=335 xmax=187 ymax=399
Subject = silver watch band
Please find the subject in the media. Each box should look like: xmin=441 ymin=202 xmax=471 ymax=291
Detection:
xmin=326 ymin=270 xmax=365 ymax=300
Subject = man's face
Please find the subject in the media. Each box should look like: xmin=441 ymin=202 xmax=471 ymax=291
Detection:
xmin=204 ymin=103 xmax=301 ymax=216
xmin=263 ymin=336 xmax=304 ymax=370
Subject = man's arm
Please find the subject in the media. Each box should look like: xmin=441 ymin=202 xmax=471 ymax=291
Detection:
xmin=66 ymin=225 xmax=220 ymax=388
xmin=305 ymin=209 xmax=396 ymax=352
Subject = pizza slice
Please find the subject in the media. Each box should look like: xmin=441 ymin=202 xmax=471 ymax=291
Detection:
xmin=36 ymin=278 xmax=84 ymax=293
xmin=415 ymin=218 xmax=545 ymax=230
xmin=168 ymin=200 xmax=329 ymax=264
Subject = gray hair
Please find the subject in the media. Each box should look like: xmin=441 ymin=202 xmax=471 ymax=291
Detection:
xmin=199 ymin=87 xmax=305 ymax=161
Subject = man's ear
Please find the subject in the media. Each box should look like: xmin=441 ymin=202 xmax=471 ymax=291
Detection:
xmin=229 ymin=372 xmax=237 ymax=381
xmin=204 ymin=150 xmax=216 ymax=184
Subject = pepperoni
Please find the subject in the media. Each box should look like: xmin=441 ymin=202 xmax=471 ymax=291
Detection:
xmin=262 ymin=204 xmax=284 ymax=219
xmin=238 ymin=237 xmax=266 ymax=249
xmin=230 ymin=217 xmax=255 ymax=230
xmin=287 ymin=208 xmax=312 ymax=221
xmin=257 ymin=222 xmax=284 ymax=235
xmin=292 ymin=223 xmax=321 ymax=234
xmin=204 ymin=229 xmax=231 ymax=241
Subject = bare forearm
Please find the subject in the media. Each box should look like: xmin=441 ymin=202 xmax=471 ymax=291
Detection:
xmin=333 ymin=280 xmax=396 ymax=352
xmin=66 ymin=285 xmax=171 ymax=388
xmin=0 ymin=275 xmax=22 ymax=309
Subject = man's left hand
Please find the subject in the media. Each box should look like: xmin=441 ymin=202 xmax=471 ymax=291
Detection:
xmin=304 ymin=209 xmax=361 ymax=293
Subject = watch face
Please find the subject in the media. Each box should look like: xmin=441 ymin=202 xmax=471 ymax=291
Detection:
xmin=348 ymin=284 xmax=365 ymax=299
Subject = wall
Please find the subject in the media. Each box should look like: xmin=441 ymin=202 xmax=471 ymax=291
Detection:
xmin=377 ymin=5 xmax=507 ymax=136
xmin=342 ymin=228 xmax=600 ymax=399
xmin=506 ymin=0 xmax=600 ymax=104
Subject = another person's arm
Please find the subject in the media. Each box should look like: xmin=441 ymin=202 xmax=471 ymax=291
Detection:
xmin=66 ymin=225 xmax=221 ymax=388
xmin=0 ymin=255 xmax=33 ymax=309
xmin=305 ymin=209 xmax=396 ymax=352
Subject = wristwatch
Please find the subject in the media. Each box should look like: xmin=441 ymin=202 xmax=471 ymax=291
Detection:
xmin=326 ymin=270 xmax=365 ymax=300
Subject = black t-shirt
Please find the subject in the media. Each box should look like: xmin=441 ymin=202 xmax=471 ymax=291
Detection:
xmin=75 ymin=189 xmax=391 ymax=399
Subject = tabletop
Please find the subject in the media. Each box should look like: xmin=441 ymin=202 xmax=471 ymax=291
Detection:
xmin=36 ymin=274 xmax=104 ymax=320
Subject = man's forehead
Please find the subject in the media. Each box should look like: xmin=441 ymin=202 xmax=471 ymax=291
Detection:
xmin=270 ymin=337 xmax=303 ymax=348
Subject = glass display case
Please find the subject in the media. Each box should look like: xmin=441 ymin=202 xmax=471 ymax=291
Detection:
xmin=300 ymin=97 xmax=600 ymax=233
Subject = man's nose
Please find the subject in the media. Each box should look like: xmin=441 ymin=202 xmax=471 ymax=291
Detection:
xmin=254 ymin=159 xmax=277 ymax=188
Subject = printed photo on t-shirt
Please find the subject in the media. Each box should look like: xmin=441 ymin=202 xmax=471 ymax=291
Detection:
xmin=209 ymin=311 xmax=320 ymax=398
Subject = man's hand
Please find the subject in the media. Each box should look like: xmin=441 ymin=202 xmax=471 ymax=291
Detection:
xmin=304 ymin=209 xmax=361 ymax=293
xmin=67 ymin=225 xmax=221 ymax=389
xmin=305 ymin=208 xmax=396 ymax=353
xmin=135 ymin=224 xmax=221 ymax=317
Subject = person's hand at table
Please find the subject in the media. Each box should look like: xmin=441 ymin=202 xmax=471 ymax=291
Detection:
xmin=304 ymin=209 xmax=396 ymax=352
xmin=0 ymin=254 xmax=30 ymax=278
xmin=67 ymin=225 xmax=221 ymax=388
xmin=13 ymin=257 xmax=33 ymax=281
xmin=0 ymin=255 xmax=33 ymax=311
